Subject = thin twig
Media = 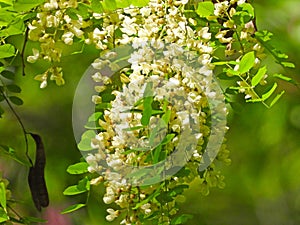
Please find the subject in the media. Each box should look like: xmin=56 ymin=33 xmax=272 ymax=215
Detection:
xmin=0 ymin=86 xmax=33 ymax=166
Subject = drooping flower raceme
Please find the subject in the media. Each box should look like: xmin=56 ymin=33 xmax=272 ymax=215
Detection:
xmin=74 ymin=1 xmax=229 ymax=224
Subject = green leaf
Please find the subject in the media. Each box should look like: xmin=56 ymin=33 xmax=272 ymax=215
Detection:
xmin=132 ymin=187 xmax=161 ymax=210
xmin=0 ymin=18 xmax=24 ymax=37
xmin=125 ymin=168 xmax=152 ymax=181
xmin=141 ymin=82 xmax=153 ymax=126
xmin=63 ymin=185 xmax=86 ymax=195
xmin=152 ymin=145 xmax=162 ymax=164
xmin=122 ymin=125 xmax=145 ymax=131
xmin=0 ymin=70 xmax=14 ymax=80
xmin=143 ymin=175 xmax=161 ymax=185
xmin=281 ymin=61 xmax=295 ymax=68
xmin=238 ymin=3 xmax=254 ymax=18
xmin=63 ymin=177 xmax=90 ymax=196
xmin=169 ymin=185 xmax=189 ymax=197
xmin=239 ymin=51 xmax=255 ymax=74
xmin=131 ymin=0 xmax=150 ymax=7
xmin=61 ymin=204 xmax=86 ymax=214
xmin=162 ymin=108 xmax=171 ymax=124
xmin=149 ymin=120 xmax=166 ymax=147
xmin=76 ymin=3 xmax=90 ymax=20
xmin=102 ymin=0 xmax=117 ymax=11
xmin=171 ymin=214 xmax=193 ymax=225
xmin=262 ymin=83 xmax=277 ymax=101
xmin=78 ymin=138 xmax=93 ymax=151
xmin=255 ymin=30 xmax=273 ymax=42
xmin=272 ymin=49 xmax=288 ymax=59
xmin=88 ymin=112 xmax=103 ymax=122
xmin=251 ymin=66 xmax=267 ymax=87
xmin=0 ymin=10 xmax=16 ymax=27
xmin=65 ymin=7 xmax=79 ymax=20
xmin=8 ymin=96 xmax=23 ymax=105
xmin=6 ymin=84 xmax=21 ymax=93
xmin=270 ymin=90 xmax=285 ymax=107
xmin=0 ymin=0 xmax=13 ymax=6
xmin=273 ymin=73 xmax=296 ymax=84
xmin=161 ymin=134 xmax=175 ymax=145
xmin=67 ymin=162 xmax=89 ymax=175
xmin=212 ymin=61 xmax=238 ymax=66
xmin=0 ymin=44 xmax=15 ymax=59
xmin=0 ymin=145 xmax=31 ymax=166
xmin=0 ymin=182 xmax=6 ymax=211
xmin=91 ymin=0 xmax=103 ymax=13
xmin=13 ymin=0 xmax=45 ymax=12
xmin=0 ymin=208 xmax=9 ymax=223
xmin=116 ymin=0 xmax=131 ymax=8
xmin=141 ymin=104 xmax=152 ymax=126
xmin=196 ymin=2 xmax=214 ymax=17
xmin=78 ymin=130 xmax=96 ymax=151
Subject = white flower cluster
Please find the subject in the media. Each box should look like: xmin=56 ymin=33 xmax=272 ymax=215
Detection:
xmin=26 ymin=0 xmax=87 ymax=87
xmin=81 ymin=0 xmax=227 ymax=223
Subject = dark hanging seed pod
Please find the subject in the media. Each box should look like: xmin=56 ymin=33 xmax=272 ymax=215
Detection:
xmin=28 ymin=167 xmax=41 ymax=211
xmin=28 ymin=133 xmax=49 ymax=211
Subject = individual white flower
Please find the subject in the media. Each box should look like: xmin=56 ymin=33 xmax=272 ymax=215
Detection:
xmin=198 ymin=54 xmax=212 ymax=66
xmin=132 ymin=37 xmax=148 ymax=49
xmin=164 ymin=43 xmax=184 ymax=58
xmin=92 ymin=59 xmax=109 ymax=70
xmin=92 ymin=95 xmax=102 ymax=104
xmin=71 ymin=27 xmax=84 ymax=38
xmin=27 ymin=48 xmax=40 ymax=63
xmin=92 ymin=28 xmax=106 ymax=40
xmin=62 ymin=31 xmax=74 ymax=45
xmin=140 ymin=7 xmax=151 ymax=17
xmin=216 ymin=30 xmax=232 ymax=43
xmin=174 ymin=0 xmax=189 ymax=5
xmin=198 ymin=27 xmax=211 ymax=40
xmin=115 ymin=194 xmax=129 ymax=208
xmin=214 ymin=1 xmax=229 ymax=16
xmin=141 ymin=203 xmax=152 ymax=215
xmin=45 ymin=15 xmax=59 ymax=27
xmin=40 ymin=80 xmax=47 ymax=89
xmin=120 ymin=16 xmax=137 ymax=36
xmin=106 ymin=208 xmax=119 ymax=221
xmin=120 ymin=219 xmax=131 ymax=225
xmin=237 ymin=0 xmax=246 ymax=5
xmin=43 ymin=0 xmax=58 ymax=10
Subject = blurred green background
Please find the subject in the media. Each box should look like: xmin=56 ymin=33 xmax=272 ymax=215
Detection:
xmin=1 ymin=0 xmax=300 ymax=224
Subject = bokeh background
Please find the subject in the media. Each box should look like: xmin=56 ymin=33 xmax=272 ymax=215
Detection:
xmin=1 ymin=0 xmax=300 ymax=224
